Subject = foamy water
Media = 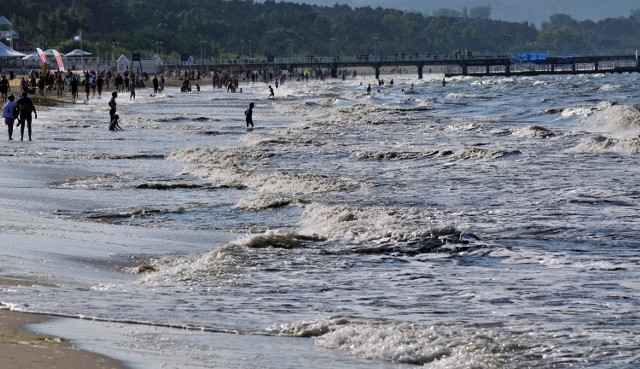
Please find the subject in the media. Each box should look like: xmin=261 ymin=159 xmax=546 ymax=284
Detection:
xmin=1 ymin=71 xmax=639 ymax=368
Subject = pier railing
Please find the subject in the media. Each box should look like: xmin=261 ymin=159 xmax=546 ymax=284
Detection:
xmin=155 ymin=50 xmax=637 ymax=68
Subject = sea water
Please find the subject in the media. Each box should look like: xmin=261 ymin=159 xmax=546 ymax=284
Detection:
xmin=0 ymin=71 xmax=639 ymax=369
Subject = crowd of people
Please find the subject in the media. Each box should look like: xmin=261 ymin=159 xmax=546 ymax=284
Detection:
xmin=1 ymin=63 xmax=377 ymax=140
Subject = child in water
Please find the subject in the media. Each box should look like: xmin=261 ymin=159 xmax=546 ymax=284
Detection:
xmin=109 ymin=114 xmax=123 ymax=131
xmin=245 ymin=102 xmax=254 ymax=128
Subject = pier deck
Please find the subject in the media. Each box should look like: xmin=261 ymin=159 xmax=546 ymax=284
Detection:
xmin=159 ymin=50 xmax=640 ymax=79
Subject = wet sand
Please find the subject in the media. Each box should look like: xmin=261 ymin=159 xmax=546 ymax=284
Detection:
xmin=0 ymin=279 xmax=127 ymax=369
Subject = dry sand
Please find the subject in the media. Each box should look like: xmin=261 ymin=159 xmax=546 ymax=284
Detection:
xmin=0 ymin=278 xmax=127 ymax=369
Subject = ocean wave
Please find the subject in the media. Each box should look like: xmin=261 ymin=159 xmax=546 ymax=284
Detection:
xmin=168 ymin=147 xmax=275 ymax=166
xmin=581 ymin=103 xmax=640 ymax=138
xmin=445 ymin=93 xmax=497 ymax=100
xmin=299 ymin=203 xmax=491 ymax=257
xmin=235 ymin=194 xmax=297 ymax=211
xmin=352 ymin=150 xmax=440 ymax=160
xmin=154 ymin=115 xmax=218 ymax=123
xmin=568 ymin=135 xmax=640 ymax=154
xmin=452 ymin=148 xmax=521 ymax=160
xmin=70 ymin=153 xmax=166 ymax=160
xmin=53 ymin=205 xmax=187 ymax=224
xmin=170 ymin=148 xmax=352 ymax=194
xmin=49 ymin=173 xmax=207 ymax=190
xmin=354 ymin=148 xmax=520 ymax=161
xmin=513 ymin=126 xmax=556 ymax=139
xmin=137 ymin=230 xmax=326 ymax=282
xmin=268 ymin=318 xmax=531 ymax=367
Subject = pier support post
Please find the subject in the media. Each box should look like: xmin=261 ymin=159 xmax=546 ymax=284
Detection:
xmin=417 ymin=65 xmax=423 ymax=79
xmin=594 ymin=62 xmax=599 ymax=71
xmin=461 ymin=62 xmax=468 ymax=76
xmin=375 ymin=67 xmax=380 ymax=80
xmin=505 ymin=64 xmax=511 ymax=76
xmin=486 ymin=66 xmax=490 ymax=74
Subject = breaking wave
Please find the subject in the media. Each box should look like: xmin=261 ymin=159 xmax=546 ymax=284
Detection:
xmin=267 ymin=318 xmax=535 ymax=367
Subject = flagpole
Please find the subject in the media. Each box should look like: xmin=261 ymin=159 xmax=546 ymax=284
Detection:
xmin=80 ymin=33 xmax=83 ymax=66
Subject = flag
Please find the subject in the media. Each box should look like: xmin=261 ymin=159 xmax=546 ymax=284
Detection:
xmin=36 ymin=48 xmax=47 ymax=63
xmin=74 ymin=35 xmax=82 ymax=41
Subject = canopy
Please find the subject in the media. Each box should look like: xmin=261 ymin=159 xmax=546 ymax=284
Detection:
xmin=66 ymin=49 xmax=91 ymax=56
xmin=0 ymin=16 xmax=11 ymax=26
xmin=22 ymin=53 xmax=42 ymax=61
xmin=0 ymin=41 xmax=25 ymax=57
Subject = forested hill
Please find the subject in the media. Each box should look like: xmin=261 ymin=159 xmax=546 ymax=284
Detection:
xmin=2 ymin=0 xmax=640 ymax=59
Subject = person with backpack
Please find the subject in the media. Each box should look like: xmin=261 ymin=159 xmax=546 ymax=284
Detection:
xmin=16 ymin=92 xmax=37 ymax=141
xmin=1 ymin=94 xmax=17 ymax=140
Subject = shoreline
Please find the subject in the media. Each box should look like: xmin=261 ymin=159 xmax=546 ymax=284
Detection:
xmin=0 ymin=278 xmax=128 ymax=369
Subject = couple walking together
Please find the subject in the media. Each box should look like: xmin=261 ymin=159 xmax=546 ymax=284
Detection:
xmin=2 ymin=92 xmax=37 ymax=141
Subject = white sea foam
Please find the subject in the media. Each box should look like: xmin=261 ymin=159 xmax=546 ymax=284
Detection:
xmin=268 ymin=318 xmax=531 ymax=367
xmin=581 ymin=103 xmax=640 ymax=138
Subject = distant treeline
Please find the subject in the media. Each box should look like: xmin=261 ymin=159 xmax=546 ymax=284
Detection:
xmin=2 ymin=0 xmax=640 ymax=59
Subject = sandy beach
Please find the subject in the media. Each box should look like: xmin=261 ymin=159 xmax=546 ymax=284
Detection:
xmin=1 ymin=280 xmax=126 ymax=369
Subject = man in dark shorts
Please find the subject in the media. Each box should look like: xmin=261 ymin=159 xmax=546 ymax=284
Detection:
xmin=16 ymin=92 xmax=37 ymax=141
xmin=245 ymin=102 xmax=254 ymax=128
xmin=0 ymin=74 xmax=9 ymax=102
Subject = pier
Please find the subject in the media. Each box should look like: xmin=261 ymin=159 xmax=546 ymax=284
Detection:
xmin=159 ymin=50 xmax=640 ymax=79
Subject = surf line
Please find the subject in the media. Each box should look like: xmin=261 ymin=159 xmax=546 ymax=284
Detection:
xmin=0 ymin=304 xmax=278 ymax=336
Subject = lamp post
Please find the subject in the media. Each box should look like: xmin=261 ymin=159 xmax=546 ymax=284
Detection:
xmin=111 ymin=41 xmax=119 ymax=68
xmin=287 ymin=39 xmax=293 ymax=61
xmin=330 ymin=38 xmax=335 ymax=59
xmin=248 ymin=40 xmax=252 ymax=58
xmin=200 ymin=40 xmax=206 ymax=65
xmin=371 ymin=36 xmax=379 ymax=61
xmin=241 ymin=39 xmax=244 ymax=59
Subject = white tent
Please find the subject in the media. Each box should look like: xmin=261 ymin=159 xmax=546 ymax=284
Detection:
xmin=22 ymin=53 xmax=41 ymax=61
xmin=0 ymin=16 xmax=11 ymax=27
xmin=66 ymin=48 xmax=92 ymax=57
xmin=116 ymin=54 xmax=129 ymax=74
xmin=0 ymin=41 xmax=25 ymax=58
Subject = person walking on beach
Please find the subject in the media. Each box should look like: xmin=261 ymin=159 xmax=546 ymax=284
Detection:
xmin=97 ymin=74 xmax=104 ymax=98
xmin=245 ymin=102 xmax=254 ymax=128
xmin=152 ymin=76 xmax=159 ymax=94
xmin=129 ymin=78 xmax=136 ymax=100
xmin=56 ymin=73 xmax=64 ymax=98
xmin=268 ymin=85 xmax=274 ymax=98
xmin=109 ymin=91 xmax=117 ymax=124
xmin=0 ymin=74 xmax=9 ymax=102
xmin=16 ymin=92 xmax=37 ymax=141
xmin=1 ymin=94 xmax=17 ymax=140
xmin=84 ymin=77 xmax=91 ymax=100
xmin=70 ymin=76 xmax=79 ymax=102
